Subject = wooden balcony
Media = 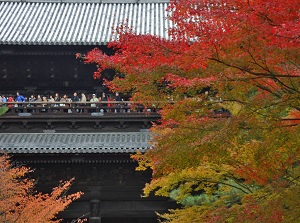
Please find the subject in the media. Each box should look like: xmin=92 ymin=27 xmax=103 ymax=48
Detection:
xmin=0 ymin=102 xmax=161 ymax=132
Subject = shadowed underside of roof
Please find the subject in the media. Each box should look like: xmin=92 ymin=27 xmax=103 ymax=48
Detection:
xmin=0 ymin=132 xmax=151 ymax=153
xmin=0 ymin=1 xmax=171 ymax=45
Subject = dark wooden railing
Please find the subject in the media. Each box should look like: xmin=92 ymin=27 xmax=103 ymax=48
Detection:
xmin=0 ymin=101 xmax=161 ymax=115
xmin=0 ymin=101 xmax=162 ymax=130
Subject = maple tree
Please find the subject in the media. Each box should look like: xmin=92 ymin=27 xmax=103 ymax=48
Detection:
xmin=81 ymin=0 xmax=300 ymax=222
xmin=0 ymin=153 xmax=83 ymax=223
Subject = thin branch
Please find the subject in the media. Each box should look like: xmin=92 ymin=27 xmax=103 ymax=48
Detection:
xmin=209 ymin=57 xmax=300 ymax=78
xmin=202 ymin=179 xmax=250 ymax=194
xmin=71 ymin=212 xmax=90 ymax=223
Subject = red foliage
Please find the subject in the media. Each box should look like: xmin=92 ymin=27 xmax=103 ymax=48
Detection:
xmin=81 ymin=0 xmax=299 ymax=96
xmin=0 ymin=153 xmax=82 ymax=222
xmin=81 ymin=1 xmax=300 ymax=221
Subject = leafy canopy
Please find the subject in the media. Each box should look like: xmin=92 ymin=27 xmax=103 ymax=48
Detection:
xmin=0 ymin=153 xmax=82 ymax=223
xmin=82 ymin=0 xmax=300 ymax=222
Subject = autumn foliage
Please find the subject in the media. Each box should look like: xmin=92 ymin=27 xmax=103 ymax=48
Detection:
xmin=0 ymin=153 xmax=82 ymax=223
xmin=82 ymin=0 xmax=300 ymax=222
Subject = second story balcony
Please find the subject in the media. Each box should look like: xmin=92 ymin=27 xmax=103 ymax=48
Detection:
xmin=0 ymin=101 xmax=161 ymax=133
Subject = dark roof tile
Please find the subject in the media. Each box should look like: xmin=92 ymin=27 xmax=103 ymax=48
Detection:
xmin=0 ymin=1 xmax=171 ymax=45
xmin=0 ymin=132 xmax=151 ymax=153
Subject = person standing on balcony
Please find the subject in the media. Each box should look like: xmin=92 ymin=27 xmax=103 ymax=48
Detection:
xmin=59 ymin=94 xmax=68 ymax=113
xmin=71 ymin=92 xmax=80 ymax=112
xmin=72 ymin=92 xmax=80 ymax=102
xmin=36 ymin=95 xmax=42 ymax=103
xmin=7 ymin=95 xmax=14 ymax=109
xmin=16 ymin=92 xmax=26 ymax=102
xmin=79 ymin=93 xmax=87 ymax=113
xmin=90 ymin=94 xmax=98 ymax=107
xmin=48 ymin=95 xmax=55 ymax=103
xmin=1 ymin=95 xmax=7 ymax=106
xmin=41 ymin=96 xmax=48 ymax=112
xmin=101 ymin=92 xmax=108 ymax=112
xmin=29 ymin=95 xmax=36 ymax=103
xmin=54 ymin=93 xmax=60 ymax=102
xmin=28 ymin=95 xmax=36 ymax=113
xmin=115 ymin=92 xmax=121 ymax=112
xmin=80 ymin=93 xmax=87 ymax=104
xmin=16 ymin=92 xmax=26 ymax=110
xmin=15 ymin=92 xmax=26 ymax=113
xmin=59 ymin=94 xmax=67 ymax=105
xmin=90 ymin=94 xmax=98 ymax=112
xmin=53 ymin=93 xmax=60 ymax=107
xmin=48 ymin=95 xmax=55 ymax=112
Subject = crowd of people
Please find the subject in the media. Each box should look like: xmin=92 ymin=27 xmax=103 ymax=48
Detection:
xmin=0 ymin=91 xmax=134 ymax=113
xmin=0 ymin=91 xmax=125 ymax=103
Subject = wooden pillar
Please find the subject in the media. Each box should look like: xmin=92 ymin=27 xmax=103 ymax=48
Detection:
xmin=89 ymin=186 xmax=101 ymax=223
xmin=90 ymin=199 xmax=101 ymax=223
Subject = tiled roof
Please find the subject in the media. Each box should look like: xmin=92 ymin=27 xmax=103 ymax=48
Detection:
xmin=0 ymin=1 xmax=171 ymax=45
xmin=0 ymin=132 xmax=151 ymax=153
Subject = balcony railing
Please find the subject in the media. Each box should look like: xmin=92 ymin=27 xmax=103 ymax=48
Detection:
xmin=0 ymin=101 xmax=162 ymax=131
xmin=1 ymin=101 xmax=160 ymax=115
